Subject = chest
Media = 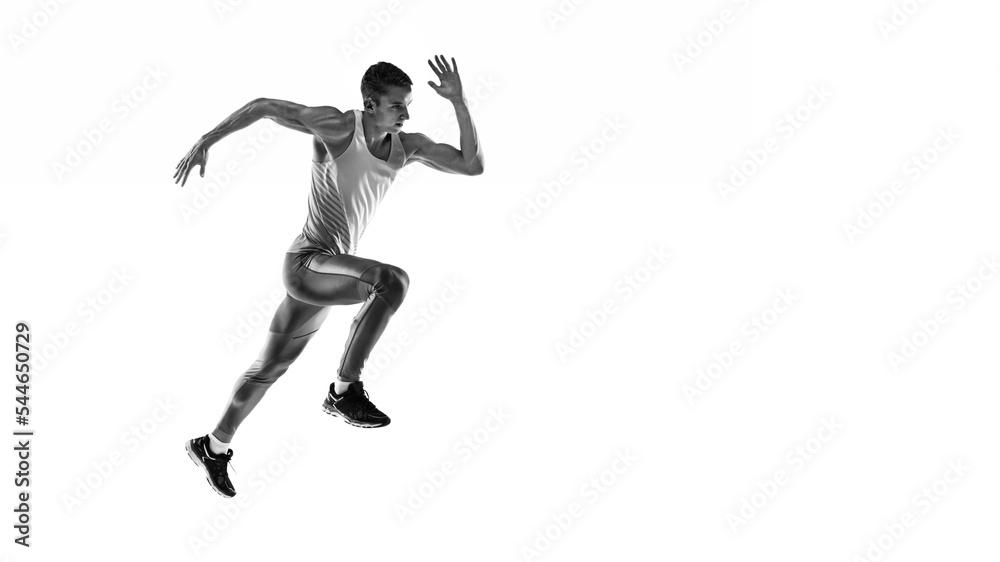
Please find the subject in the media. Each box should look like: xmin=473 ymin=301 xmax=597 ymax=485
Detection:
xmin=313 ymin=135 xmax=397 ymax=163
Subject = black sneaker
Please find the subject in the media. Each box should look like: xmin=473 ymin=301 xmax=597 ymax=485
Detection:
xmin=321 ymin=381 xmax=390 ymax=428
xmin=185 ymin=435 xmax=236 ymax=497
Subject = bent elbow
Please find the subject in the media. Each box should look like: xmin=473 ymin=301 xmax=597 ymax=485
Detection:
xmin=467 ymin=159 xmax=484 ymax=176
xmin=250 ymin=97 xmax=272 ymax=117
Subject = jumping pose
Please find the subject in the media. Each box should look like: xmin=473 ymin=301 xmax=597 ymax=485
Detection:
xmin=175 ymin=56 xmax=484 ymax=497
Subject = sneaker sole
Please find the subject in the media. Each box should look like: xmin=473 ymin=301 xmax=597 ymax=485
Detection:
xmin=321 ymin=401 xmax=390 ymax=428
xmin=184 ymin=440 xmax=236 ymax=498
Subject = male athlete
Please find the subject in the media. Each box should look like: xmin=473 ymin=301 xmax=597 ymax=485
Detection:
xmin=174 ymin=56 xmax=483 ymax=497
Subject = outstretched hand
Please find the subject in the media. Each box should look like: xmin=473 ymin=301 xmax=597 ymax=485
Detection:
xmin=173 ymin=139 xmax=210 ymax=187
xmin=427 ymin=55 xmax=464 ymax=102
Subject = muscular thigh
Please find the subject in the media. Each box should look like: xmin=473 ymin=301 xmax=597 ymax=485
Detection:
xmin=257 ymin=294 xmax=331 ymax=362
xmin=283 ymin=252 xmax=385 ymax=307
xmin=269 ymin=293 xmax=330 ymax=335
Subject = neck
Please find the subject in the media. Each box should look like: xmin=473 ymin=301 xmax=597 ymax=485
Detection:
xmin=361 ymin=110 xmax=390 ymax=148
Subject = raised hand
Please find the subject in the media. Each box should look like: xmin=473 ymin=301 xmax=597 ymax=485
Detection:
xmin=427 ymin=55 xmax=464 ymax=102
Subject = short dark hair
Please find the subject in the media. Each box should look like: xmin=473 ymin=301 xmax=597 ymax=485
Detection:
xmin=361 ymin=62 xmax=412 ymax=109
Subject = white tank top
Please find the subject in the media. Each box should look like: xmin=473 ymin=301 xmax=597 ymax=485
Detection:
xmin=287 ymin=109 xmax=405 ymax=256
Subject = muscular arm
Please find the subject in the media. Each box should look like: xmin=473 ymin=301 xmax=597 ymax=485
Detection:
xmin=174 ymin=98 xmax=348 ymax=186
xmin=406 ymin=99 xmax=484 ymax=176
xmin=199 ymin=98 xmax=347 ymax=146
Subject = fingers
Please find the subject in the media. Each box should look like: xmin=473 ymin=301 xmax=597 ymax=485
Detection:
xmin=174 ymin=146 xmax=208 ymax=186
xmin=427 ymin=58 xmax=442 ymax=78
xmin=178 ymin=158 xmax=192 ymax=186
xmin=429 ymin=54 xmax=456 ymax=75
xmin=174 ymin=149 xmax=192 ymax=184
xmin=173 ymin=160 xmax=186 ymax=184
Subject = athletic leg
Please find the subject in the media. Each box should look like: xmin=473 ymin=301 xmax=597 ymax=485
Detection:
xmin=283 ymin=251 xmax=409 ymax=427
xmin=211 ymin=294 xmax=331 ymax=443
xmin=283 ymin=251 xmax=409 ymax=385
xmin=187 ymin=270 xmax=333 ymax=496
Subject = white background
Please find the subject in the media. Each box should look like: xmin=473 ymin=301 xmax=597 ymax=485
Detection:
xmin=2 ymin=0 xmax=999 ymax=560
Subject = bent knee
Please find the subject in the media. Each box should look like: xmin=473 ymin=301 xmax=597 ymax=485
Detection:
xmin=368 ymin=264 xmax=409 ymax=308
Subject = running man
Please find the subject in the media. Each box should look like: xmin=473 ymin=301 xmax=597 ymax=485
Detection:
xmin=175 ymin=56 xmax=484 ymax=497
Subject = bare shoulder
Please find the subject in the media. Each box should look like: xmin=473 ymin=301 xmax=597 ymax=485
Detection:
xmin=308 ymin=107 xmax=356 ymax=160
xmin=302 ymin=106 xmax=352 ymax=135
xmin=399 ymin=130 xmax=435 ymax=159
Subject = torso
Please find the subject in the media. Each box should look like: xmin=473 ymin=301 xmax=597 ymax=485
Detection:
xmin=312 ymin=110 xmax=419 ymax=164
xmin=292 ymin=109 xmax=404 ymax=257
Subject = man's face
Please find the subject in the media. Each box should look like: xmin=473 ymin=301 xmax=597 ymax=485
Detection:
xmin=369 ymin=85 xmax=412 ymax=131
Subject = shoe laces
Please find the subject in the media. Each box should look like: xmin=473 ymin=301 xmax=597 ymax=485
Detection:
xmin=209 ymin=448 xmax=237 ymax=476
xmin=356 ymin=388 xmax=378 ymax=412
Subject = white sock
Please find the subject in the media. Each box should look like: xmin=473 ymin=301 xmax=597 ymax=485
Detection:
xmin=333 ymin=380 xmax=354 ymax=395
xmin=208 ymin=433 xmax=230 ymax=456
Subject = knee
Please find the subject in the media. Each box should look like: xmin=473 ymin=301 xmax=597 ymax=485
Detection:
xmin=369 ymin=264 xmax=409 ymax=309
xmin=246 ymin=358 xmax=293 ymax=385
